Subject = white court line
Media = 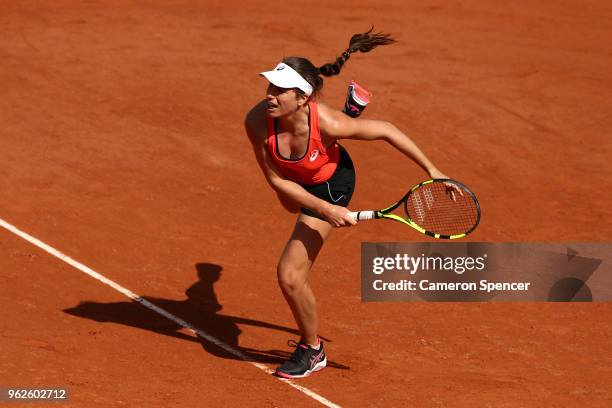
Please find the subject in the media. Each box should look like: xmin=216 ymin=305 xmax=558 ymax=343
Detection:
xmin=0 ymin=217 xmax=341 ymax=408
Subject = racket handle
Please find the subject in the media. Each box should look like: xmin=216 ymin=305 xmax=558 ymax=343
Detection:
xmin=348 ymin=211 xmax=376 ymax=222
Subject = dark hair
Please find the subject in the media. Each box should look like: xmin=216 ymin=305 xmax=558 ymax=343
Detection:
xmin=282 ymin=27 xmax=395 ymax=97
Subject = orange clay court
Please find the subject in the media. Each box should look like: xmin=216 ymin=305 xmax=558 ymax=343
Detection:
xmin=1 ymin=1 xmax=611 ymax=406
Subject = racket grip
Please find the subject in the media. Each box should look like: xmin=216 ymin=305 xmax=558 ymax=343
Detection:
xmin=348 ymin=211 xmax=376 ymax=222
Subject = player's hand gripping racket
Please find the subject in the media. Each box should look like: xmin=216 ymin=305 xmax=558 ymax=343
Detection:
xmin=348 ymin=179 xmax=480 ymax=239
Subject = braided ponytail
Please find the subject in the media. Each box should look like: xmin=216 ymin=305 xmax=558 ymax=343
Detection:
xmin=319 ymin=27 xmax=396 ymax=77
xmin=279 ymin=28 xmax=395 ymax=98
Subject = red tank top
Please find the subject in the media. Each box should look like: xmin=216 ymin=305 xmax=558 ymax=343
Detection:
xmin=266 ymin=101 xmax=340 ymax=185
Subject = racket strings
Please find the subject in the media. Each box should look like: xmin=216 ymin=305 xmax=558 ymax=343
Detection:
xmin=405 ymin=182 xmax=479 ymax=235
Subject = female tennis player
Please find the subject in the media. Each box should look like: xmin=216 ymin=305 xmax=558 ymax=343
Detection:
xmin=244 ymin=28 xmax=452 ymax=378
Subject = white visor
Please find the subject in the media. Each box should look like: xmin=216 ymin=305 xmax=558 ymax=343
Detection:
xmin=260 ymin=62 xmax=313 ymax=96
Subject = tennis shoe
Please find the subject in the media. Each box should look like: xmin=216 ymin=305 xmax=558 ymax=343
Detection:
xmin=275 ymin=339 xmax=327 ymax=379
xmin=343 ymin=80 xmax=372 ymax=118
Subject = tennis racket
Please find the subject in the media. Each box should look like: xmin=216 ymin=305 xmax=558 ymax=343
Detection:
xmin=348 ymin=179 xmax=480 ymax=239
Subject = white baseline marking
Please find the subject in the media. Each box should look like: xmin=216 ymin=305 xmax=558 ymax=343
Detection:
xmin=0 ymin=217 xmax=341 ymax=408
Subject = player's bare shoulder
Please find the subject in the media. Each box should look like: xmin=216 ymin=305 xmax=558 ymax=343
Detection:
xmin=317 ymin=101 xmax=353 ymax=139
xmin=244 ymin=100 xmax=268 ymax=143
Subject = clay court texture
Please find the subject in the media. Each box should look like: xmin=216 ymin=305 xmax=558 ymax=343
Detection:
xmin=1 ymin=1 xmax=611 ymax=406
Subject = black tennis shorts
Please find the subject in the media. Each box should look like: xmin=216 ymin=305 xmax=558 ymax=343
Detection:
xmin=300 ymin=144 xmax=355 ymax=220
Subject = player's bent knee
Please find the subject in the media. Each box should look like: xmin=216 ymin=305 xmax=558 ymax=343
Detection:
xmin=277 ymin=278 xmax=297 ymax=294
xmin=277 ymin=265 xmax=307 ymax=294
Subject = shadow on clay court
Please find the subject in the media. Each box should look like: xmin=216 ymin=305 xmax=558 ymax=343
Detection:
xmin=63 ymin=262 xmax=349 ymax=370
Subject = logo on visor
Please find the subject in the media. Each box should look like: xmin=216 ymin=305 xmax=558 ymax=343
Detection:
xmin=276 ymin=66 xmax=285 ymax=71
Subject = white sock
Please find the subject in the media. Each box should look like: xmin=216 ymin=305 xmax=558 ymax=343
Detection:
xmin=308 ymin=340 xmax=321 ymax=350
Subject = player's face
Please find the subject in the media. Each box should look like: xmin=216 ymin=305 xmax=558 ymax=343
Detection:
xmin=265 ymin=83 xmax=306 ymax=117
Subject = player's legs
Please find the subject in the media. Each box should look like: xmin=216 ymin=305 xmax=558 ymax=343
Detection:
xmin=277 ymin=213 xmax=333 ymax=346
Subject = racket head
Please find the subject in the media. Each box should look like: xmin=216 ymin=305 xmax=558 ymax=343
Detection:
xmin=399 ymin=179 xmax=480 ymax=239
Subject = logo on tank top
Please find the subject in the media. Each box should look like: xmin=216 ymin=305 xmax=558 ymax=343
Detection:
xmin=309 ymin=149 xmax=319 ymax=162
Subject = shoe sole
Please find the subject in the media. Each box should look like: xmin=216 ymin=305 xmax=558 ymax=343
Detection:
xmin=274 ymin=357 xmax=327 ymax=379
